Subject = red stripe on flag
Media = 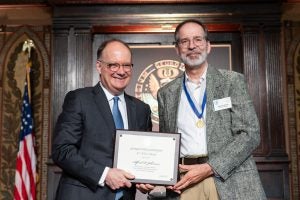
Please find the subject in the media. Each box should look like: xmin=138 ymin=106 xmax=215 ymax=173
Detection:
xmin=14 ymin=156 xmax=22 ymax=200
xmin=13 ymin=185 xmax=21 ymax=200
xmin=14 ymin=150 xmax=29 ymax=200
xmin=23 ymin=137 xmax=36 ymax=199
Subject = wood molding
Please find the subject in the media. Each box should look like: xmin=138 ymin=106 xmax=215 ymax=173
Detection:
xmin=48 ymin=0 xmax=280 ymax=4
xmin=92 ymin=24 xmax=240 ymax=33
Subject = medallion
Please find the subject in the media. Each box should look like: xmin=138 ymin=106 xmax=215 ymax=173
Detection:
xmin=196 ymin=119 xmax=205 ymax=128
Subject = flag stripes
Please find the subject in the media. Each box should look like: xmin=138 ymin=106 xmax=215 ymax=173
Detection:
xmin=13 ymin=81 xmax=36 ymax=200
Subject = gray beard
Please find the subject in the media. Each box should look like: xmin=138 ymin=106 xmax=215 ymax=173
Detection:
xmin=181 ymin=52 xmax=208 ymax=68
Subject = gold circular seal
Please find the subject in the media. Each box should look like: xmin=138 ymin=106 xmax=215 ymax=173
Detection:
xmin=135 ymin=60 xmax=185 ymax=125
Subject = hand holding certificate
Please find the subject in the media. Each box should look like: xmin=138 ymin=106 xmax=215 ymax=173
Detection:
xmin=113 ymin=130 xmax=180 ymax=185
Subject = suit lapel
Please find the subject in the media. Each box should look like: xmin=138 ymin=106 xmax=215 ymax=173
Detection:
xmin=125 ymin=94 xmax=136 ymax=129
xmin=92 ymin=84 xmax=115 ymax=131
xmin=92 ymin=85 xmax=137 ymax=130
xmin=206 ymin=66 xmax=226 ymax=146
xmin=166 ymin=76 xmax=183 ymax=132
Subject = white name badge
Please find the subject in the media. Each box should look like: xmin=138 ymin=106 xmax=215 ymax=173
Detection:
xmin=213 ymin=97 xmax=232 ymax=111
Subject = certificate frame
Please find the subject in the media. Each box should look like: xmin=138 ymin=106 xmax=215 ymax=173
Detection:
xmin=113 ymin=130 xmax=180 ymax=185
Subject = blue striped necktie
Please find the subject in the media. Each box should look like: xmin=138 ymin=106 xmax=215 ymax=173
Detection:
xmin=112 ymin=96 xmax=124 ymax=200
xmin=112 ymin=96 xmax=124 ymax=129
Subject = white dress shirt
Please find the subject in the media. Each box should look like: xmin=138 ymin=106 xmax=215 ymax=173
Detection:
xmin=98 ymin=82 xmax=128 ymax=186
xmin=177 ymin=69 xmax=208 ymax=157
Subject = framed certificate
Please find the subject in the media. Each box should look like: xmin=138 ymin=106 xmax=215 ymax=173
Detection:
xmin=113 ymin=130 xmax=180 ymax=185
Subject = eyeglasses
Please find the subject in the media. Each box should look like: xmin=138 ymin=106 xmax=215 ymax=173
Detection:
xmin=99 ymin=60 xmax=133 ymax=72
xmin=176 ymin=36 xmax=207 ymax=49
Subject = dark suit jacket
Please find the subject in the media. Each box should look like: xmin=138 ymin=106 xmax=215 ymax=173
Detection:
xmin=52 ymin=83 xmax=152 ymax=200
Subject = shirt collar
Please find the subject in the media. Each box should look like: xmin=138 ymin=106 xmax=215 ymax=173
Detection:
xmin=99 ymin=82 xmax=125 ymax=102
xmin=185 ymin=66 xmax=207 ymax=85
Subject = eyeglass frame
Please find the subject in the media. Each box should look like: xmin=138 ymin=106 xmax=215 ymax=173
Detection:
xmin=98 ymin=60 xmax=133 ymax=72
xmin=176 ymin=36 xmax=207 ymax=49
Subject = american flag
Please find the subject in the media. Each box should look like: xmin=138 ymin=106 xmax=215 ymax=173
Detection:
xmin=13 ymin=80 xmax=37 ymax=200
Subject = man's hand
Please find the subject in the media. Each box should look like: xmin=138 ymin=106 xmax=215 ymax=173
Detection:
xmin=136 ymin=183 xmax=155 ymax=194
xmin=105 ymin=168 xmax=135 ymax=190
xmin=170 ymin=163 xmax=214 ymax=192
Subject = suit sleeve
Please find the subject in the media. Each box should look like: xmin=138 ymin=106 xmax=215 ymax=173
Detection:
xmin=207 ymin=73 xmax=260 ymax=181
xmin=157 ymin=89 xmax=166 ymax=133
xmin=51 ymin=91 xmax=104 ymax=191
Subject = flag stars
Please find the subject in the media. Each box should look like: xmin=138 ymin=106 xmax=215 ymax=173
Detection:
xmin=14 ymin=79 xmax=36 ymax=199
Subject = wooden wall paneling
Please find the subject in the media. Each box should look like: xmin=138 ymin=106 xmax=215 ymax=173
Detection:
xmin=75 ymin=29 xmax=93 ymax=88
xmin=258 ymin=161 xmax=290 ymax=199
xmin=65 ymin=27 xmax=93 ymax=90
xmin=51 ymin=3 xmax=281 ymax=29
xmin=264 ymin=27 xmax=287 ymax=157
xmin=49 ymin=26 xmax=92 ymax=198
xmin=49 ymin=0 xmax=281 ymax=4
xmin=209 ymin=32 xmax=242 ymax=73
xmin=242 ymin=26 xmax=269 ymax=155
xmin=51 ymin=27 xmax=92 ymax=141
xmin=51 ymin=29 xmax=69 ymax=145
xmin=229 ymin=32 xmax=243 ymax=74
xmin=242 ymin=24 xmax=289 ymax=199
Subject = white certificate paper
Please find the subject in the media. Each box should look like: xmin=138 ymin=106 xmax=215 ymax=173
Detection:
xmin=113 ymin=130 xmax=180 ymax=185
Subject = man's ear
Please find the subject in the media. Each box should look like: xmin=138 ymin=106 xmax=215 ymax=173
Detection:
xmin=96 ymin=60 xmax=102 ymax=74
xmin=206 ymin=41 xmax=211 ymax=54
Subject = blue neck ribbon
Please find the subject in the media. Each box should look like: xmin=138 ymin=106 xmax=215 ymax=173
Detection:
xmin=183 ymin=75 xmax=206 ymax=119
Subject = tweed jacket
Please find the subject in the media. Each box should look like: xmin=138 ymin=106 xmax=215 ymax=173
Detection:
xmin=157 ymin=66 xmax=266 ymax=200
xmin=52 ymin=84 xmax=152 ymax=200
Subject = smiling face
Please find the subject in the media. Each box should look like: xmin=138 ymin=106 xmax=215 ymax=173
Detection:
xmin=96 ymin=41 xmax=132 ymax=95
xmin=175 ymin=22 xmax=211 ymax=70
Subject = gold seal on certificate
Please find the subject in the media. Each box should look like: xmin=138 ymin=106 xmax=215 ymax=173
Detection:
xmin=196 ymin=118 xmax=205 ymax=128
xmin=113 ymin=130 xmax=180 ymax=185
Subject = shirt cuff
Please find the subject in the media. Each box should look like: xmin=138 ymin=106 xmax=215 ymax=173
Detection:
xmin=98 ymin=167 xmax=109 ymax=187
